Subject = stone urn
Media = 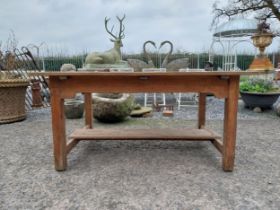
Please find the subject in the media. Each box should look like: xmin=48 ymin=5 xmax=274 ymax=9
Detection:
xmin=64 ymin=99 xmax=84 ymax=119
xmin=249 ymin=32 xmax=274 ymax=71
xmin=92 ymin=93 xmax=134 ymax=123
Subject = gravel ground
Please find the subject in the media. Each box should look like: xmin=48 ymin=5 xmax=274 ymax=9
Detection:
xmin=1 ymin=97 xmax=280 ymax=210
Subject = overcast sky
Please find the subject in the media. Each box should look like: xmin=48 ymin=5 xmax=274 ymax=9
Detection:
xmin=0 ymin=0 xmax=279 ymax=55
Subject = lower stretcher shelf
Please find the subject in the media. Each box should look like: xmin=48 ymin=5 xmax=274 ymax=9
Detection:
xmin=69 ymin=128 xmax=221 ymax=141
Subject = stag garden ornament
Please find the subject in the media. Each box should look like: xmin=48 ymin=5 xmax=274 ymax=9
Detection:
xmin=83 ymin=15 xmax=129 ymax=69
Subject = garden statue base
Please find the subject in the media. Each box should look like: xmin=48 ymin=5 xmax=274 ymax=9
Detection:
xmin=81 ymin=61 xmax=129 ymax=71
xmin=249 ymin=56 xmax=274 ymax=71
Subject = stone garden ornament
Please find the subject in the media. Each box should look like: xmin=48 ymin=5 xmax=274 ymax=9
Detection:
xmin=127 ymin=41 xmax=156 ymax=71
xmin=82 ymin=15 xmax=135 ymax=122
xmin=159 ymin=41 xmax=189 ymax=71
xmin=84 ymin=15 xmax=128 ymax=69
xmin=127 ymin=40 xmax=189 ymax=71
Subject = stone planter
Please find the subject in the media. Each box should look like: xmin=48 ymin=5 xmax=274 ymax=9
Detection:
xmin=64 ymin=99 xmax=84 ymax=119
xmin=240 ymin=91 xmax=280 ymax=109
xmin=92 ymin=93 xmax=134 ymax=123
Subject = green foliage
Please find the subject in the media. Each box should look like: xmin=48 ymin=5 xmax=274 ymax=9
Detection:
xmin=239 ymin=78 xmax=275 ymax=93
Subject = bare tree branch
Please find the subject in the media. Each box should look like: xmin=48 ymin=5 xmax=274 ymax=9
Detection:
xmin=212 ymin=0 xmax=280 ymax=29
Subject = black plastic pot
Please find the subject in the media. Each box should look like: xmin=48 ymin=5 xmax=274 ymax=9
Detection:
xmin=240 ymin=91 xmax=280 ymax=109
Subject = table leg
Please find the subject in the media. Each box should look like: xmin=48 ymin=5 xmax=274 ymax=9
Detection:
xmin=198 ymin=93 xmax=207 ymax=129
xmin=50 ymin=88 xmax=67 ymax=171
xmin=223 ymin=77 xmax=239 ymax=171
xmin=84 ymin=93 xmax=93 ymax=128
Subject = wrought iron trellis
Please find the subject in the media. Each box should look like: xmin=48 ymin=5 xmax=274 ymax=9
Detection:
xmin=0 ymin=46 xmax=50 ymax=110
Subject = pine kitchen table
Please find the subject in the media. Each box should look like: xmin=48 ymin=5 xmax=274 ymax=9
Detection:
xmin=30 ymin=70 xmax=269 ymax=171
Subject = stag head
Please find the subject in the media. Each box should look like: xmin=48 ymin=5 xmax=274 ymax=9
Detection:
xmin=105 ymin=15 xmax=125 ymax=48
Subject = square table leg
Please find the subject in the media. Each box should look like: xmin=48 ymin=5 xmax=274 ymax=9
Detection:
xmin=198 ymin=93 xmax=207 ymax=129
xmin=222 ymin=76 xmax=239 ymax=171
xmin=50 ymin=88 xmax=67 ymax=171
xmin=84 ymin=93 xmax=93 ymax=128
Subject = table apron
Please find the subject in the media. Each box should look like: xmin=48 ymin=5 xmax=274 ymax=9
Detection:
xmin=49 ymin=75 xmax=233 ymax=99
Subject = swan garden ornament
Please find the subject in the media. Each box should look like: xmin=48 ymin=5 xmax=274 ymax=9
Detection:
xmin=127 ymin=41 xmax=157 ymax=71
xmin=127 ymin=40 xmax=189 ymax=71
xmin=159 ymin=41 xmax=189 ymax=71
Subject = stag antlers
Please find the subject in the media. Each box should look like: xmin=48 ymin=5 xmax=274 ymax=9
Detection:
xmin=105 ymin=15 xmax=125 ymax=40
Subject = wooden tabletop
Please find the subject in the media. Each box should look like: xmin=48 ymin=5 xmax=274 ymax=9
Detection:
xmin=29 ymin=70 xmax=274 ymax=77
